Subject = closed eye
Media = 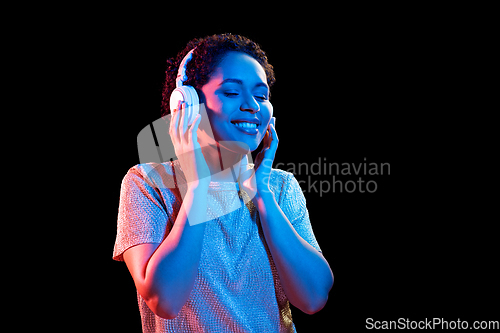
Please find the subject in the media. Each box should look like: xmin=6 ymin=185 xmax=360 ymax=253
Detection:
xmin=223 ymin=92 xmax=268 ymax=101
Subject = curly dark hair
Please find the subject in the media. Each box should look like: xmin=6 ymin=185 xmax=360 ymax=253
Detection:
xmin=161 ymin=33 xmax=275 ymax=117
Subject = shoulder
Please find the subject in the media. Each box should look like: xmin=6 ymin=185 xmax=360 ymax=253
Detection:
xmin=269 ymin=167 xmax=301 ymax=202
xmin=269 ymin=167 xmax=294 ymax=186
xmin=122 ymin=162 xmax=179 ymax=190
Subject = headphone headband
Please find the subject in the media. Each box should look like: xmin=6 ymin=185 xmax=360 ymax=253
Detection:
xmin=170 ymin=47 xmax=200 ymax=124
xmin=175 ymin=48 xmax=196 ymax=88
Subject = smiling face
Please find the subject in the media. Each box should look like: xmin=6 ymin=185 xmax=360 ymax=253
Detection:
xmin=198 ymin=51 xmax=273 ymax=154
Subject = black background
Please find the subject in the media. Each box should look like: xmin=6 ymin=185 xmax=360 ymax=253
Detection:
xmin=70 ymin=8 xmax=498 ymax=332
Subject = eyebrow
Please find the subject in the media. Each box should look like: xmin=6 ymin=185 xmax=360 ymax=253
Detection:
xmin=219 ymin=78 xmax=269 ymax=89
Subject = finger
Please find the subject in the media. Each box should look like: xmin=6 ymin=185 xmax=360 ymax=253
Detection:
xmin=262 ymin=129 xmax=269 ymax=148
xmin=170 ymin=103 xmax=181 ymax=144
xmin=269 ymin=124 xmax=278 ymax=144
xmin=182 ymin=102 xmax=190 ymax=142
xmin=257 ymin=144 xmax=269 ymax=169
xmin=263 ymin=124 xmax=278 ymax=161
xmin=262 ymin=117 xmax=275 ymax=148
xmin=189 ymin=114 xmax=201 ymax=144
xmin=179 ymin=102 xmax=188 ymax=143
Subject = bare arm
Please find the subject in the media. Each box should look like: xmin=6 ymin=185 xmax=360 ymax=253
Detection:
xmin=239 ymin=119 xmax=333 ymax=314
xmin=123 ymin=185 xmax=208 ymax=319
xmin=255 ymin=192 xmax=333 ymax=314
xmin=123 ymin=103 xmax=211 ymax=319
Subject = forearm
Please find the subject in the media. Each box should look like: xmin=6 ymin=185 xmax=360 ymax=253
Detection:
xmin=255 ymin=192 xmax=334 ymax=314
xmin=144 ymin=185 xmax=208 ymax=318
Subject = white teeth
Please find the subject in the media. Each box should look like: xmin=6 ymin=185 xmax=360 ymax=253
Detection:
xmin=233 ymin=122 xmax=257 ymax=129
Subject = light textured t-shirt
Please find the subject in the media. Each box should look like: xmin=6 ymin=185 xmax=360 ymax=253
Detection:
xmin=113 ymin=161 xmax=321 ymax=332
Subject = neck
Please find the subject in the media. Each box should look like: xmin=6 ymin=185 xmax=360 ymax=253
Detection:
xmin=201 ymin=142 xmax=244 ymax=182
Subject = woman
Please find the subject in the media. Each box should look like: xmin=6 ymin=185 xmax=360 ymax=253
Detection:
xmin=113 ymin=33 xmax=333 ymax=332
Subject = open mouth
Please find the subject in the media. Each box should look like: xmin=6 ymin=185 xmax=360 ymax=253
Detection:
xmin=232 ymin=122 xmax=257 ymax=129
xmin=231 ymin=121 xmax=259 ymax=134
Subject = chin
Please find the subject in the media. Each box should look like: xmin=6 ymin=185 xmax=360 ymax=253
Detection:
xmin=218 ymin=139 xmax=258 ymax=155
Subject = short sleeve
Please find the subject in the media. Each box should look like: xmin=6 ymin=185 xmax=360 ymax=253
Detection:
xmin=112 ymin=166 xmax=172 ymax=261
xmin=274 ymin=171 xmax=321 ymax=253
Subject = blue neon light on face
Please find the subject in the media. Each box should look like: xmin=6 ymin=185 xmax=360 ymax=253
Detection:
xmin=199 ymin=51 xmax=273 ymax=154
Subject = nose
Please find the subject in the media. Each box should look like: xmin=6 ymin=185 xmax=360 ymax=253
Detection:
xmin=240 ymin=94 xmax=260 ymax=113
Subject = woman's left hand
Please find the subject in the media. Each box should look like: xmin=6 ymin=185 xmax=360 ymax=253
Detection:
xmin=239 ymin=117 xmax=278 ymax=203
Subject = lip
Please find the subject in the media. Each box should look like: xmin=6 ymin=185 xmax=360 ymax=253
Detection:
xmin=230 ymin=118 xmax=260 ymax=135
xmin=231 ymin=117 xmax=260 ymax=125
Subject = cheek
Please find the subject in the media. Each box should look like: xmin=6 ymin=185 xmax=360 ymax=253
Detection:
xmin=205 ymin=93 xmax=235 ymax=120
xmin=203 ymin=96 xmax=235 ymax=141
xmin=203 ymin=96 xmax=224 ymax=126
xmin=261 ymin=102 xmax=273 ymax=126
xmin=204 ymin=94 xmax=222 ymax=116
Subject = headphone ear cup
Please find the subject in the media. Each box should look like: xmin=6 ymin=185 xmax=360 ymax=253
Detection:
xmin=183 ymin=86 xmax=200 ymax=125
xmin=169 ymin=86 xmax=200 ymax=125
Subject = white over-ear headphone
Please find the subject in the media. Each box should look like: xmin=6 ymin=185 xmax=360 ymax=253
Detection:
xmin=169 ymin=48 xmax=199 ymax=125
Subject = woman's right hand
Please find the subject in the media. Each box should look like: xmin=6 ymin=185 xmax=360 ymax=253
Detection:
xmin=169 ymin=101 xmax=211 ymax=189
